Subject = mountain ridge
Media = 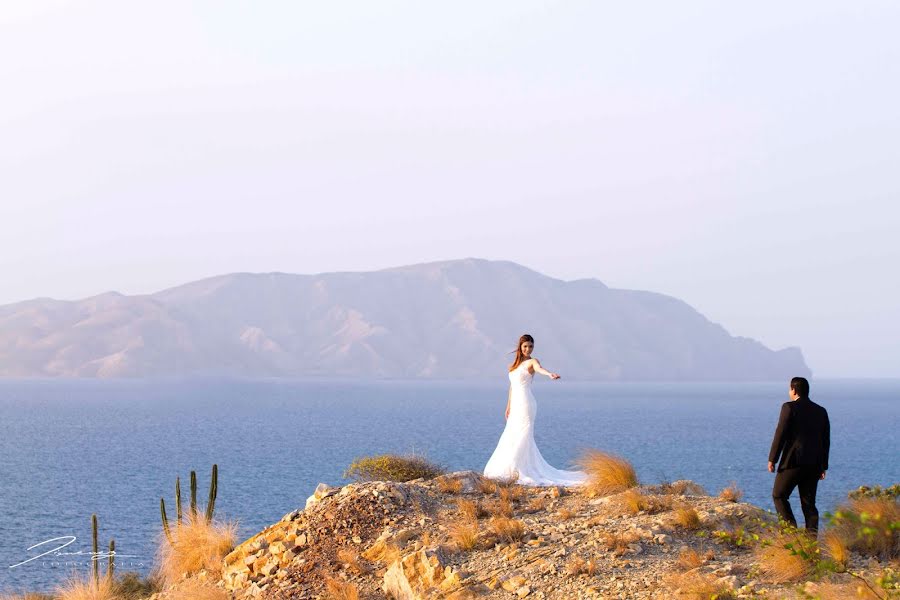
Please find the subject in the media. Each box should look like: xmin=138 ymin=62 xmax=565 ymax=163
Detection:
xmin=0 ymin=258 xmax=810 ymax=380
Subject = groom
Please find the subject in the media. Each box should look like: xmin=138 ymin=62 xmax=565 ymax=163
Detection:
xmin=767 ymin=376 xmax=830 ymax=534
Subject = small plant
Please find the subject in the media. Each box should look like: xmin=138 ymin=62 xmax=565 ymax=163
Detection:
xmin=488 ymin=517 xmax=525 ymax=543
xmin=343 ymin=453 xmax=444 ymax=482
xmin=486 ymin=496 xmax=514 ymax=519
xmin=557 ymin=507 xmax=576 ymax=521
xmin=322 ymin=573 xmax=360 ymax=600
xmin=616 ymin=489 xmax=671 ymax=515
xmin=436 ymin=476 xmax=463 ymax=494
xmin=600 ymin=530 xmax=639 ymax=556
xmin=672 ymin=506 xmax=702 ymax=531
xmin=523 ymin=496 xmax=549 ymax=513
xmin=827 ymin=495 xmax=900 ymax=559
xmin=456 ymin=498 xmax=487 ymax=520
xmin=718 ymin=482 xmax=743 ymax=503
xmin=821 ymin=530 xmax=849 ymax=570
xmin=654 ymin=480 xmax=707 ymax=496
xmin=447 ymin=518 xmax=480 ymax=552
xmin=336 ymin=548 xmax=369 ymax=575
xmin=575 ymin=449 xmax=638 ymax=497
xmin=848 ymin=484 xmax=900 ymax=501
xmin=753 ymin=526 xmax=816 ymax=583
xmin=564 ymin=555 xmax=597 ymax=577
xmin=665 ymin=570 xmax=737 ymax=600
xmin=676 ymin=547 xmax=706 ymax=570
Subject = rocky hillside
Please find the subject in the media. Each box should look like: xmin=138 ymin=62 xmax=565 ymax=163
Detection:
xmin=0 ymin=258 xmax=809 ymax=380
xmin=149 ymin=472 xmax=895 ymax=600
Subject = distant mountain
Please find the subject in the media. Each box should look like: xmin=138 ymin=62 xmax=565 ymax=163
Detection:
xmin=0 ymin=258 xmax=810 ymax=380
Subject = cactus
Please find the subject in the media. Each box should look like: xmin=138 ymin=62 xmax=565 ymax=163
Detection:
xmin=190 ymin=471 xmax=197 ymax=517
xmin=91 ymin=514 xmax=99 ymax=586
xmin=205 ymin=464 xmax=218 ymax=523
xmin=108 ymin=539 xmax=115 ymax=582
xmin=160 ymin=464 xmax=219 ymax=546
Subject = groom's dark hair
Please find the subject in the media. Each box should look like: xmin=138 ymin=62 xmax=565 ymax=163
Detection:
xmin=790 ymin=377 xmax=810 ymax=398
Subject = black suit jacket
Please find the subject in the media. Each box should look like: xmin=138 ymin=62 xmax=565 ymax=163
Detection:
xmin=768 ymin=397 xmax=830 ymax=473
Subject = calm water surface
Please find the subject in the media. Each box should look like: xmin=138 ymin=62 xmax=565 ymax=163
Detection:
xmin=0 ymin=378 xmax=897 ymax=594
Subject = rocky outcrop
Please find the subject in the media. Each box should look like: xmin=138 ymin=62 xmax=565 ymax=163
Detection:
xmin=183 ymin=471 xmax=897 ymax=599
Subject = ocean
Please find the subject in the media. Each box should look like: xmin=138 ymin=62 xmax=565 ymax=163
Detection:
xmin=0 ymin=377 xmax=896 ymax=594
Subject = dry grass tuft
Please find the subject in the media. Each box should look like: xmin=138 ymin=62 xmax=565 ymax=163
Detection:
xmin=575 ymin=450 xmax=638 ymax=497
xmin=1 ymin=596 xmax=56 ymax=600
xmin=655 ymin=480 xmax=707 ymax=496
xmin=524 ymin=496 xmax=549 ymax=514
xmin=718 ymin=482 xmax=744 ymax=503
xmin=361 ymin=537 xmax=402 ymax=564
xmin=671 ymin=506 xmax=702 ymax=531
xmin=447 ymin=518 xmax=480 ymax=552
xmin=665 ymin=570 xmax=737 ymax=600
xmin=499 ymin=485 xmax=526 ymax=504
xmin=753 ymin=532 xmax=812 ymax=583
xmin=436 ymin=476 xmax=464 ymax=494
xmin=600 ymin=531 xmax=639 ymax=556
xmin=154 ymin=510 xmax=237 ymax=586
xmin=676 ymin=547 xmax=706 ymax=570
xmin=830 ymin=496 xmax=900 ymax=559
xmin=822 ymin=530 xmax=850 ymax=568
xmin=809 ymin=581 xmax=883 ymax=599
xmin=564 ymin=555 xmax=597 ymax=577
xmin=336 ymin=548 xmax=369 ymax=574
xmin=165 ymin=579 xmax=230 ymax=600
xmin=616 ymin=489 xmax=672 ymax=516
xmin=488 ymin=517 xmax=525 ymax=543
xmin=475 ymin=476 xmax=498 ymax=495
xmin=486 ymin=497 xmax=514 ymax=519
xmin=54 ymin=574 xmax=116 ymax=600
xmin=456 ymin=498 xmax=487 ymax=520
xmin=557 ymin=507 xmax=576 ymax=521
xmin=322 ymin=574 xmax=360 ymax=600
xmin=344 ymin=453 xmax=444 ymax=482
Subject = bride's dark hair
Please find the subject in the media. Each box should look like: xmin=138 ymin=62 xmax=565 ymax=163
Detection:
xmin=508 ymin=334 xmax=535 ymax=372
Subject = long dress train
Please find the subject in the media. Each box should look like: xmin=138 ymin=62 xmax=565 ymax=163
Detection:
xmin=483 ymin=362 xmax=588 ymax=486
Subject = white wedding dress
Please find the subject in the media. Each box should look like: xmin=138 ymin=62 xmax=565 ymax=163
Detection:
xmin=483 ymin=362 xmax=588 ymax=486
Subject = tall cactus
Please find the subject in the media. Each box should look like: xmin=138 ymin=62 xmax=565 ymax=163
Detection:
xmin=205 ymin=464 xmax=218 ymax=523
xmin=108 ymin=539 xmax=115 ymax=582
xmin=91 ymin=514 xmax=99 ymax=587
xmin=160 ymin=464 xmax=218 ymax=546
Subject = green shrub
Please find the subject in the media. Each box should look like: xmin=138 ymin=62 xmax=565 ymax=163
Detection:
xmin=343 ymin=453 xmax=444 ymax=482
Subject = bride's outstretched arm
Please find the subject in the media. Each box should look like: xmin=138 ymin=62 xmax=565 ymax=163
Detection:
xmin=532 ymin=358 xmax=561 ymax=379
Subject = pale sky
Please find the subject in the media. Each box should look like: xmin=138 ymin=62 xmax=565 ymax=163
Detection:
xmin=1 ymin=1 xmax=898 ymax=377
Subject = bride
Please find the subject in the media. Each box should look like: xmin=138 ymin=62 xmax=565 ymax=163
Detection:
xmin=483 ymin=334 xmax=588 ymax=486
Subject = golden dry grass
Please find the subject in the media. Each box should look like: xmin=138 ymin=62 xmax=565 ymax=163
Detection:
xmin=557 ymin=507 xmax=576 ymax=521
xmin=499 ymin=485 xmax=526 ymax=504
xmin=822 ymin=530 xmax=850 ymax=568
xmin=564 ymin=555 xmax=597 ymax=577
xmin=575 ymin=450 xmax=638 ymax=497
xmin=488 ymin=517 xmax=525 ymax=543
xmin=165 ymin=579 xmax=231 ymax=600
xmin=436 ymin=476 xmax=464 ymax=494
xmin=0 ymin=596 xmax=56 ymax=600
xmin=810 ymin=581 xmax=883 ymax=599
xmin=665 ymin=570 xmax=737 ymax=599
xmin=600 ymin=531 xmax=639 ymax=556
xmin=671 ymin=506 xmax=702 ymax=530
xmin=753 ymin=534 xmax=812 ymax=583
xmin=616 ymin=489 xmax=672 ymax=516
xmin=336 ymin=548 xmax=369 ymax=574
xmin=456 ymin=498 xmax=487 ymax=520
xmin=718 ymin=482 xmax=744 ymax=503
xmin=53 ymin=573 xmax=117 ymax=600
xmin=485 ymin=497 xmax=514 ymax=519
xmin=153 ymin=511 xmax=238 ymax=586
xmin=322 ymin=574 xmax=360 ymax=600
xmin=361 ymin=537 xmax=401 ymax=564
xmin=832 ymin=497 xmax=900 ymax=558
xmin=447 ymin=518 xmax=480 ymax=552
xmin=676 ymin=547 xmax=706 ymax=570
xmin=475 ymin=476 xmax=498 ymax=495
xmin=524 ymin=496 xmax=549 ymax=514
xmin=656 ymin=480 xmax=707 ymax=496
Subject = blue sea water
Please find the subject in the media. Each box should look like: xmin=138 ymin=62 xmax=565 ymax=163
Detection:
xmin=0 ymin=377 xmax=897 ymax=594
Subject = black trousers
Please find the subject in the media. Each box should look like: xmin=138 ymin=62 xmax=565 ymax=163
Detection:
xmin=772 ymin=465 xmax=821 ymax=533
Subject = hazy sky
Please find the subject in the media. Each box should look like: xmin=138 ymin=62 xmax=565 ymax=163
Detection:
xmin=1 ymin=1 xmax=898 ymax=377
